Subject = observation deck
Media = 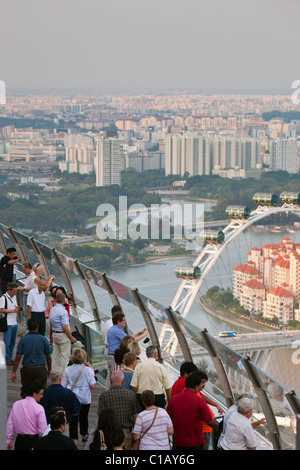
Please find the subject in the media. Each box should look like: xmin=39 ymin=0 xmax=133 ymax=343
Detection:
xmin=0 ymin=222 xmax=299 ymax=450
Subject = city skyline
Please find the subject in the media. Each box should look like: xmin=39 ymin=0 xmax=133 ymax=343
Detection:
xmin=0 ymin=0 xmax=299 ymax=93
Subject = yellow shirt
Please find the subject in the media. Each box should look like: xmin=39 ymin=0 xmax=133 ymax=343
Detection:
xmin=130 ymin=357 xmax=173 ymax=394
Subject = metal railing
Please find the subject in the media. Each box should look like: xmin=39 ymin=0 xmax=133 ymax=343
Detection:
xmin=1 ymin=222 xmax=300 ymax=450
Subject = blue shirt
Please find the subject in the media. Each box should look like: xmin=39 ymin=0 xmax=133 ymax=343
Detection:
xmin=49 ymin=303 xmax=70 ymax=332
xmin=40 ymin=384 xmax=81 ymax=423
xmin=122 ymin=370 xmax=133 ymax=390
xmin=17 ymin=332 xmax=51 ymax=366
xmin=107 ymin=324 xmax=126 ymax=354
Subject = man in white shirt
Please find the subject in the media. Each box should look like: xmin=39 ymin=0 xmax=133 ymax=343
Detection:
xmin=27 ymin=279 xmax=47 ymax=336
xmin=0 ymin=281 xmax=21 ymax=365
xmin=18 ymin=262 xmax=35 ymax=334
xmin=220 ymin=396 xmax=265 ymax=450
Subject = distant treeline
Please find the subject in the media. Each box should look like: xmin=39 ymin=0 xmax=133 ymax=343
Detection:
xmin=262 ymin=110 xmax=300 ymax=122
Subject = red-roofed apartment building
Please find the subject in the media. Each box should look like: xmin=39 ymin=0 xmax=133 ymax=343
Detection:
xmin=232 ymin=237 xmax=300 ymax=324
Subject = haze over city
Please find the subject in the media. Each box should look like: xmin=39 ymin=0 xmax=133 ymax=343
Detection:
xmin=1 ymin=0 xmax=299 ymax=93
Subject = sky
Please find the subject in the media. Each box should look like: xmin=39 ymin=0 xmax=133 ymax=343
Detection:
xmin=0 ymin=0 xmax=299 ymax=93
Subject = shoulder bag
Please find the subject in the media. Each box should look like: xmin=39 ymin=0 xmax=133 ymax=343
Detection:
xmin=89 ymin=430 xmax=107 ymax=450
xmin=70 ymin=364 xmax=85 ymax=391
xmin=131 ymin=406 xmax=158 ymax=450
xmin=0 ymin=295 xmax=8 ymax=333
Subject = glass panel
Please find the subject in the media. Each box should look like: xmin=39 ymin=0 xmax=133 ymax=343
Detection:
xmin=0 ymin=222 xmax=298 ymax=449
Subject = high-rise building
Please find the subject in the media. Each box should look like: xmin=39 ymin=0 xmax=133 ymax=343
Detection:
xmin=165 ymin=134 xmax=260 ymax=176
xmin=95 ymin=137 xmax=122 ymax=186
xmin=165 ymin=135 xmax=212 ymax=176
xmin=269 ymin=139 xmax=298 ymax=174
xmin=233 ymin=237 xmax=300 ymax=325
xmin=59 ymin=134 xmax=95 ymax=174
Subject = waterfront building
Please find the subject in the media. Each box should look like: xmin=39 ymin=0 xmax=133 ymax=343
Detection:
xmin=233 ymin=237 xmax=300 ymax=324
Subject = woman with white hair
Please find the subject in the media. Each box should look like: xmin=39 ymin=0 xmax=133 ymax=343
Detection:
xmin=61 ymin=348 xmax=96 ymax=445
xmin=31 ymin=263 xmax=55 ymax=290
xmin=220 ymin=397 xmax=265 ymax=450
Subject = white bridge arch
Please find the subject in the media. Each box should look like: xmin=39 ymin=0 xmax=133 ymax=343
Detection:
xmin=160 ymin=202 xmax=300 ymax=355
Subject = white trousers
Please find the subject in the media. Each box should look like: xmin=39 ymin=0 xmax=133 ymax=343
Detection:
xmin=52 ymin=332 xmax=71 ymax=371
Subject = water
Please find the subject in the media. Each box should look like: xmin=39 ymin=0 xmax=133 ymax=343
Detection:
xmin=106 ymin=226 xmax=300 ymax=335
xmin=79 ymin=196 xmax=300 ymax=335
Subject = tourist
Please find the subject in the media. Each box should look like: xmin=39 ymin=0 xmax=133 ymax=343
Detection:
xmin=40 ymin=367 xmax=81 ymax=425
xmin=30 ymin=262 xmax=55 ymax=290
xmin=121 ymin=352 xmax=138 ymax=390
xmin=109 ymin=347 xmax=129 ymax=378
xmin=61 ymin=348 xmax=96 ymax=445
xmin=0 ymin=281 xmax=21 ymax=365
xmin=220 ymin=396 xmax=266 ymax=450
xmin=49 ymin=291 xmax=77 ymax=371
xmin=17 ymin=262 xmax=35 ymax=334
xmin=11 ymin=318 xmax=52 ymax=398
xmin=97 ymin=369 xmax=140 ymax=450
xmin=190 ymin=370 xmax=225 ymax=449
xmin=171 ymin=361 xmax=198 ymax=397
xmin=103 ymin=306 xmax=122 ymax=389
xmin=33 ymin=411 xmax=78 ymax=450
xmin=6 ymin=380 xmax=47 ymax=450
xmin=166 ymin=372 xmax=219 ymax=450
xmin=132 ymin=390 xmax=173 ymax=450
xmin=27 ymin=278 xmax=48 ymax=335
xmin=110 ymin=427 xmax=125 ymax=450
xmin=106 ymin=310 xmax=148 ymax=356
xmin=89 ymin=408 xmax=119 ymax=450
xmin=0 ymin=247 xmax=19 ymax=295
xmin=131 ymin=345 xmax=173 ymax=409
xmin=217 ymin=393 xmax=255 ymax=450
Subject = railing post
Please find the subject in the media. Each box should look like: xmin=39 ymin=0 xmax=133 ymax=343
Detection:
xmin=73 ymin=259 xmax=102 ymax=325
xmin=100 ymin=272 xmax=128 ymax=334
xmin=51 ymin=248 xmax=76 ymax=309
xmin=241 ymin=356 xmax=282 ymax=450
xmin=29 ymin=236 xmax=51 ymax=279
xmin=200 ymin=328 xmax=235 ymax=409
xmin=164 ymin=306 xmax=193 ymax=362
xmin=131 ymin=288 xmax=162 ymax=363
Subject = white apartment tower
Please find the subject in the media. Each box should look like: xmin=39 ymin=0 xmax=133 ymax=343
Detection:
xmin=165 ymin=134 xmax=260 ymax=176
xmin=165 ymin=135 xmax=212 ymax=176
xmin=96 ymin=137 xmax=121 ymax=187
xmin=269 ymin=139 xmax=298 ymax=174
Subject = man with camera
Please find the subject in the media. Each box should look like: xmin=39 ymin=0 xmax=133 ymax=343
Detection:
xmin=0 ymin=281 xmax=21 ymax=365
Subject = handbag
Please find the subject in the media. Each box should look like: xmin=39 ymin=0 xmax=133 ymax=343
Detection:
xmin=0 ymin=295 xmax=8 ymax=333
xmin=89 ymin=430 xmax=107 ymax=451
xmin=131 ymin=406 xmax=158 ymax=450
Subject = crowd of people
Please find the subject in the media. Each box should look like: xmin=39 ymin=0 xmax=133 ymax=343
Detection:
xmin=0 ymin=247 xmax=268 ymax=451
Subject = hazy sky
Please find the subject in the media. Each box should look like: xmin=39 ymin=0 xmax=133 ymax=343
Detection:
xmin=0 ymin=0 xmax=299 ymax=93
